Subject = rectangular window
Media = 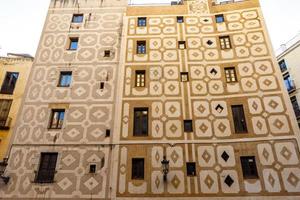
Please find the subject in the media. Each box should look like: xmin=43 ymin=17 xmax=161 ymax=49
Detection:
xmin=100 ymin=82 xmax=105 ymax=90
xmin=105 ymin=129 xmax=111 ymax=137
xmin=240 ymin=156 xmax=259 ymax=179
xmin=291 ymin=96 xmax=300 ymax=118
xmin=89 ymin=164 xmax=97 ymax=173
xmin=219 ymin=36 xmax=231 ymax=49
xmin=181 ymin=72 xmax=189 ymax=82
xmin=186 ymin=162 xmax=196 ymax=176
xmin=0 ymin=99 xmax=12 ymax=128
xmin=215 ymin=14 xmax=225 ymax=23
xmin=132 ymin=158 xmax=144 ymax=180
xmin=178 ymin=41 xmax=186 ymax=49
xmin=184 ymin=120 xmax=193 ymax=132
xmin=137 ymin=41 xmax=146 ymax=54
xmin=135 ymin=70 xmax=146 ymax=87
xmin=284 ymin=75 xmax=295 ymax=92
xmin=224 ymin=67 xmax=237 ymax=83
xmin=58 ymin=72 xmax=72 ymax=87
xmin=278 ymin=59 xmax=287 ymax=72
xmin=49 ymin=109 xmax=65 ymax=129
xmin=68 ymin=37 xmax=79 ymax=50
xmin=134 ymin=108 xmax=148 ymax=136
xmin=0 ymin=72 xmax=19 ymax=94
xmin=72 ymin=14 xmax=84 ymax=23
xmin=104 ymin=50 xmax=111 ymax=57
xmin=177 ymin=16 xmax=184 ymax=23
xmin=137 ymin=17 xmax=147 ymax=27
xmin=35 ymin=153 xmax=58 ymax=183
xmin=231 ymin=105 xmax=248 ymax=133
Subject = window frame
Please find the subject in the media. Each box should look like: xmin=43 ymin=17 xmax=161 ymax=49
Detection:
xmin=0 ymin=72 xmax=19 ymax=95
xmin=240 ymin=156 xmax=259 ymax=179
xmin=68 ymin=37 xmax=79 ymax=50
xmin=131 ymin=158 xmax=145 ymax=180
xmin=35 ymin=152 xmax=58 ymax=184
xmin=178 ymin=41 xmax=186 ymax=49
xmin=215 ymin=14 xmax=225 ymax=23
xmin=72 ymin=14 xmax=84 ymax=23
xmin=180 ymin=72 xmax=189 ymax=82
xmin=137 ymin=17 xmax=147 ymax=27
xmin=133 ymin=108 xmax=149 ymax=136
xmin=231 ymin=105 xmax=248 ymax=133
xmin=49 ymin=109 xmax=65 ymax=129
xmin=135 ymin=70 xmax=146 ymax=87
xmin=177 ymin=16 xmax=184 ymax=23
xmin=224 ymin=67 xmax=238 ymax=83
xmin=184 ymin=120 xmax=193 ymax=132
xmin=136 ymin=41 xmax=146 ymax=54
xmin=186 ymin=162 xmax=196 ymax=176
xmin=58 ymin=71 xmax=72 ymax=87
xmin=219 ymin=36 xmax=232 ymax=49
xmin=0 ymin=99 xmax=12 ymax=128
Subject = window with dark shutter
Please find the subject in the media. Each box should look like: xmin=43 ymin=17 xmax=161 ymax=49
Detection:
xmin=184 ymin=120 xmax=193 ymax=132
xmin=0 ymin=99 xmax=12 ymax=128
xmin=231 ymin=105 xmax=248 ymax=133
xmin=132 ymin=158 xmax=144 ymax=180
xmin=36 ymin=153 xmax=58 ymax=183
xmin=0 ymin=72 xmax=19 ymax=94
xmin=133 ymin=108 xmax=148 ymax=136
xmin=186 ymin=162 xmax=196 ymax=176
xmin=240 ymin=156 xmax=259 ymax=179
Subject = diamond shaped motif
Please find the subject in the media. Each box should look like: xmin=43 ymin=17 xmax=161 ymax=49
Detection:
xmin=199 ymin=123 xmax=208 ymax=133
xmin=280 ymin=147 xmax=292 ymax=160
xmin=169 ymin=124 xmax=178 ymax=133
xmin=207 ymin=40 xmax=213 ymax=45
xmin=256 ymin=120 xmax=263 ymax=130
xmin=168 ymin=84 xmax=176 ymax=92
xmin=263 ymin=79 xmax=272 ymax=86
xmin=202 ymin=150 xmax=211 ymax=163
xmin=268 ymin=100 xmax=279 ymax=109
xmin=70 ymin=110 xmax=83 ymax=119
xmin=262 ymin=148 xmax=270 ymax=161
xmin=252 ymin=101 xmax=258 ymax=110
xmin=218 ymin=122 xmax=227 ymax=133
xmin=259 ymin=64 xmax=268 ymax=71
xmin=204 ymin=175 xmax=214 ymax=189
xmin=221 ymin=151 xmax=230 ymax=162
xmin=171 ymin=151 xmax=179 ymax=163
xmin=224 ymin=175 xmax=234 ymax=187
xmin=84 ymin=177 xmax=99 ymax=190
xmin=273 ymin=119 xmax=284 ymax=129
xmin=268 ymin=174 xmax=275 ymax=187
xmin=62 ymin=154 xmax=76 ymax=167
xmin=246 ymin=80 xmax=253 ymax=87
xmin=67 ymin=128 xmax=80 ymax=138
xmin=171 ymin=175 xmax=181 ymax=189
xmin=287 ymin=172 xmax=299 ymax=187
xmin=58 ymin=177 xmax=72 ymax=191
xmin=155 ymin=175 xmax=160 ymax=188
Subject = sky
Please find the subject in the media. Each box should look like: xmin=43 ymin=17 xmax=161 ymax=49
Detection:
xmin=0 ymin=0 xmax=299 ymax=57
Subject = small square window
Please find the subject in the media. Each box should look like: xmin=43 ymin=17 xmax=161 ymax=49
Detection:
xmin=138 ymin=17 xmax=147 ymax=27
xmin=100 ymin=82 xmax=105 ymax=90
xmin=177 ymin=16 xmax=184 ymax=23
xmin=72 ymin=14 xmax=84 ymax=23
xmin=49 ymin=109 xmax=65 ymax=129
xmin=137 ymin=41 xmax=146 ymax=54
xmin=104 ymin=50 xmax=111 ymax=57
xmin=184 ymin=120 xmax=193 ymax=132
xmin=58 ymin=71 xmax=72 ymax=87
xmin=106 ymin=129 xmax=110 ymax=137
xmin=215 ymin=14 xmax=225 ymax=23
xmin=181 ymin=72 xmax=189 ymax=82
xmin=224 ymin=67 xmax=237 ymax=83
xmin=186 ymin=162 xmax=196 ymax=176
xmin=69 ymin=37 xmax=79 ymax=50
xmin=219 ymin=36 xmax=231 ymax=49
xmin=178 ymin=41 xmax=186 ymax=49
xmin=240 ymin=156 xmax=259 ymax=179
xmin=89 ymin=164 xmax=96 ymax=173
xmin=132 ymin=158 xmax=144 ymax=180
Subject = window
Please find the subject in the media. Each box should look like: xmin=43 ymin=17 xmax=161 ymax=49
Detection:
xmin=134 ymin=108 xmax=148 ymax=136
xmin=137 ymin=41 xmax=146 ymax=54
xmin=0 ymin=72 xmax=19 ymax=94
xmin=49 ymin=109 xmax=65 ymax=129
xmin=0 ymin=99 xmax=12 ymax=128
xmin=219 ymin=36 xmax=231 ymax=49
xmin=137 ymin=17 xmax=147 ymax=27
xmin=231 ymin=105 xmax=248 ymax=133
xmin=178 ymin=41 xmax=186 ymax=49
xmin=68 ymin=37 xmax=79 ymax=50
xmin=105 ymin=129 xmax=111 ymax=137
xmin=278 ymin=59 xmax=287 ymax=72
xmin=132 ymin=158 xmax=144 ymax=180
xmin=177 ymin=16 xmax=184 ymax=23
xmin=224 ymin=67 xmax=237 ymax=83
xmin=72 ymin=14 xmax=84 ymax=23
xmin=186 ymin=162 xmax=196 ymax=176
xmin=291 ymin=96 xmax=300 ymax=118
xmin=100 ymin=82 xmax=105 ymax=90
xmin=35 ymin=153 xmax=58 ymax=183
xmin=135 ymin=70 xmax=146 ymax=87
xmin=89 ymin=164 xmax=96 ymax=173
xmin=240 ymin=156 xmax=259 ymax=179
xmin=184 ymin=120 xmax=193 ymax=132
xmin=58 ymin=72 xmax=72 ymax=87
xmin=181 ymin=72 xmax=189 ymax=82
xmin=215 ymin=14 xmax=225 ymax=23
xmin=104 ymin=50 xmax=111 ymax=57
xmin=284 ymin=75 xmax=295 ymax=92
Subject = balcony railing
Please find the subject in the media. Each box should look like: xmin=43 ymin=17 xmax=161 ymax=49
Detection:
xmin=212 ymin=0 xmax=247 ymax=6
xmin=0 ymin=117 xmax=12 ymax=130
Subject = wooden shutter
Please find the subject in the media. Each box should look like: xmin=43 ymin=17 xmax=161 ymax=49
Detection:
xmin=232 ymin=105 xmax=248 ymax=133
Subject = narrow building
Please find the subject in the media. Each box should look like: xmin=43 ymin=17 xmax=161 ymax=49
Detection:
xmin=1 ymin=0 xmax=300 ymax=199
xmin=276 ymin=33 xmax=300 ymax=127
xmin=0 ymin=54 xmax=33 ymax=176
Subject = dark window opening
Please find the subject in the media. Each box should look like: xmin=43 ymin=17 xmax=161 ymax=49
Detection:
xmin=184 ymin=120 xmax=193 ymax=132
xmin=181 ymin=72 xmax=189 ymax=82
xmin=138 ymin=17 xmax=147 ymax=27
xmin=133 ymin=108 xmax=148 ymax=136
xmin=49 ymin=109 xmax=65 ymax=129
xmin=68 ymin=37 xmax=79 ymax=50
xmin=177 ymin=16 xmax=184 ymax=23
xmin=0 ymin=99 xmax=12 ymax=128
xmin=89 ymin=164 xmax=96 ymax=173
xmin=72 ymin=14 xmax=84 ymax=23
xmin=104 ymin=50 xmax=111 ymax=57
xmin=231 ymin=105 xmax=248 ymax=133
xmin=132 ymin=158 xmax=144 ymax=180
xmin=58 ymin=71 xmax=72 ymax=87
xmin=240 ymin=156 xmax=259 ymax=179
xmin=284 ymin=75 xmax=295 ymax=92
xmin=106 ymin=129 xmax=111 ymax=137
xmin=278 ymin=59 xmax=287 ymax=72
xmin=100 ymin=82 xmax=105 ymax=90
xmin=35 ymin=153 xmax=58 ymax=183
xmin=137 ymin=41 xmax=146 ymax=54
xmin=178 ymin=41 xmax=186 ymax=49
xmin=0 ymin=72 xmax=19 ymax=94
xmin=291 ymin=96 xmax=300 ymax=118
xmin=186 ymin=162 xmax=196 ymax=176
xmin=215 ymin=14 xmax=225 ymax=23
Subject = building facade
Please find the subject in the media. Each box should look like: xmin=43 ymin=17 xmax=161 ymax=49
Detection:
xmin=276 ymin=34 xmax=300 ymax=127
xmin=0 ymin=54 xmax=33 ymax=173
xmin=1 ymin=0 xmax=300 ymax=199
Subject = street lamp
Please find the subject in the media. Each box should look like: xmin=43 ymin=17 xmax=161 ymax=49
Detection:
xmin=161 ymin=156 xmax=169 ymax=182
